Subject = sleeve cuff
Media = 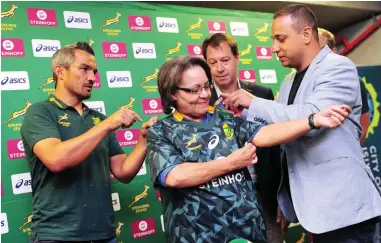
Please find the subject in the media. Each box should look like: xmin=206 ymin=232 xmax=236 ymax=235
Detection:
xmin=247 ymin=97 xmax=271 ymax=124
xmin=157 ymin=164 xmax=178 ymax=187
xmin=248 ymin=124 xmax=266 ymax=143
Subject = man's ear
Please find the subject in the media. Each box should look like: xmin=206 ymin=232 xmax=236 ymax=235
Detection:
xmin=235 ymin=53 xmax=240 ymax=64
xmin=302 ymin=26 xmax=313 ymax=45
xmin=54 ymin=66 xmax=65 ymax=80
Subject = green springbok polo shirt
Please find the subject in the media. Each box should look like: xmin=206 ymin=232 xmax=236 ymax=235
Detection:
xmin=21 ymin=94 xmax=124 ymax=241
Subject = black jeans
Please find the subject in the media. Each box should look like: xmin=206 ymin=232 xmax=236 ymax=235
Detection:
xmin=313 ymin=217 xmax=380 ymax=243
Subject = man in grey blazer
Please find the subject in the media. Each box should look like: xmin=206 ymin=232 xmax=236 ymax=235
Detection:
xmin=222 ymin=4 xmax=381 ymax=242
xmin=202 ymin=33 xmax=283 ymax=243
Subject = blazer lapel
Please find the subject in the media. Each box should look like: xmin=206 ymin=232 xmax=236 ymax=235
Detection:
xmin=294 ymin=46 xmax=332 ymax=100
xmin=278 ymin=71 xmax=296 ymax=104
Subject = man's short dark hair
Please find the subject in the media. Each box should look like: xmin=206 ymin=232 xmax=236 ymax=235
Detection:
xmin=52 ymin=41 xmax=95 ymax=88
xmin=202 ymin=33 xmax=239 ymax=60
xmin=274 ymin=4 xmax=319 ymax=40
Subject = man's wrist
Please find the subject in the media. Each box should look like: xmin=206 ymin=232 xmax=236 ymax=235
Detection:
xmin=308 ymin=113 xmax=319 ymax=129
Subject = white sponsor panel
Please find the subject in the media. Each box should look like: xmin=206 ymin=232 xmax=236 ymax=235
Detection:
xmin=63 ymin=11 xmax=92 ymax=29
xmin=32 ymin=39 xmax=60 ymax=57
xmin=156 ymin=17 xmax=179 ymax=33
xmin=132 ymin=43 xmax=156 ymax=59
xmin=259 ymin=70 xmax=277 ymax=83
xmin=106 ymin=71 xmax=132 ymax=88
xmin=0 ymin=71 xmax=30 ymax=91
xmin=83 ymin=101 xmax=106 ymax=115
xmin=230 ymin=22 xmax=249 ymax=36
xmin=11 ymin=172 xmax=32 ymax=195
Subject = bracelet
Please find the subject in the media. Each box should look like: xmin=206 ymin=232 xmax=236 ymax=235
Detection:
xmin=308 ymin=113 xmax=319 ymax=130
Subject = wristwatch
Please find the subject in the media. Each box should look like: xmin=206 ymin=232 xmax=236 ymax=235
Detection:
xmin=308 ymin=113 xmax=319 ymax=130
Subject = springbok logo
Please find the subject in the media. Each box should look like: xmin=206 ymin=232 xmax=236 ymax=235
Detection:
xmin=164 ymin=41 xmax=182 ymax=58
xmin=296 ymin=232 xmax=306 ymax=243
xmin=88 ymin=38 xmax=94 ymax=46
xmin=129 ymin=185 xmax=150 ymax=207
xmin=1 ymin=3 xmax=18 ymax=18
xmin=4 ymin=99 xmax=32 ymax=124
xmin=239 ymin=44 xmax=252 ymax=57
xmin=254 ymin=22 xmax=269 ymax=36
xmin=185 ymin=133 xmax=202 ymax=151
xmin=58 ymin=113 xmax=70 ymax=127
xmin=115 ymin=221 xmax=124 ymax=236
xmin=362 ymin=76 xmax=380 ymax=138
xmin=222 ymin=123 xmax=234 ymax=140
xmin=92 ymin=116 xmax=101 ymax=126
xmin=119 ymin=97 xmax=135 ymax=109
xmin=186 ymin=18 xmax=203 ymax=33
xmin=141 ymin=68 xmax=159 ymax=86
xmin=19 ymin=214 xmax=32 ymax=230
xmin=274 ymin=91 xmax=279 ymax=100
xmin=100 ymin=12 xmax=121 ymax=29
xmin=40 ymin=77 xmax=54 ymax=89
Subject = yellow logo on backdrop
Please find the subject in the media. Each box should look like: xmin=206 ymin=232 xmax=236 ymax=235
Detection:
xmin=4 ymin=99 xmax=32 ymax=125
xmin=362 ymin=76 xmax=380 ymax=138
xmin=164 ymin=41 xmax=182 ymax=59
xmin=1 ymin=3 xmax=18 ymax=31
xmin=274 ymin=91 xmax=279 ymax=100
xmin=129 ymin=185 xmax=151 ymax=214
xmin=141 ymin=68 xmax=159 ymax=92
xmin=239 ymin=44 xmax=252 ymax=57
xmin=296 ymin=232 xmax=306 ymax=243
xmin=88 ymin=38 xmax=94 ymax=46
xmin=19 ymin=214 xmax=32 ymax=230
xmin=116 ymin=221 xmax=124 ymax=236
xmin=40 ymin=77 xmax=54 ymax=89
xmin=119 ymin=97 xmax=135 ymax=110
xmin=1 ymin=3 xmax=18 ymax=18
xmin=186 ymin=18 xmax=203 ymax=39
xmin=239 ymin=44 xmax=253 ymax=65
xmin=129 ymin=185 xmax=150 ymax=207
xmin=100 ymin=12 xmax=121 ymax=36
xmin=19 ymin=214 xmax=33 ymax=236
xmin=254 ymin=22 xmax=270 ymax=42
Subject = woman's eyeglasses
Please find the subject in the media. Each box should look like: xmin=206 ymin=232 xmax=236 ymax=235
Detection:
xmin=176 ymin=83 xmax=213 ymax=95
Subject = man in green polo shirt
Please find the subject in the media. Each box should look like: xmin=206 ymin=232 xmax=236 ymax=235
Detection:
xmin=21 ymin=41 xmax=157 ymax=243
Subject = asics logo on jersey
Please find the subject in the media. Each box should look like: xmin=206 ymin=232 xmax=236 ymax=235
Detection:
xmin=208 ymin=135 xmax=220 ymax=150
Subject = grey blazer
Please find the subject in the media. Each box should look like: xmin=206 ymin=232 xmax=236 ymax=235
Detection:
xmin=243 ymin=46 xmax=381 ymax=233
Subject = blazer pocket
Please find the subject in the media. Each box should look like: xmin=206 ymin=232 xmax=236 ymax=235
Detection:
xmin=313 ymin=156 xmax=348 ymax=165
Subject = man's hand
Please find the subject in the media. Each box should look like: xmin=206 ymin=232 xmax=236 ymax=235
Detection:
xmin=104 ymin=108 xmax=142 ymax=131
xmin=276 ymin=206 xmax=291 ymax=232
xmin=140 ymin=116 xmax=159 ymax=139
xmin=220 ymin=89 xmax=255 ymax=113
xmin=314 ymin=104 xmax=352 ymax=128
xmin=227 ymin=143 xmax=258 ymax=170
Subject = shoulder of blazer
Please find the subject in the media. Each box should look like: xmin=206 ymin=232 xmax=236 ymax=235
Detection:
xmin=239 ymin=80 xmax=274 ymax=100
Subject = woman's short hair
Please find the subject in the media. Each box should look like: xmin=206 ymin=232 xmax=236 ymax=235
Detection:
xmin=157 ymin=56 xmax=212 ymax=114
